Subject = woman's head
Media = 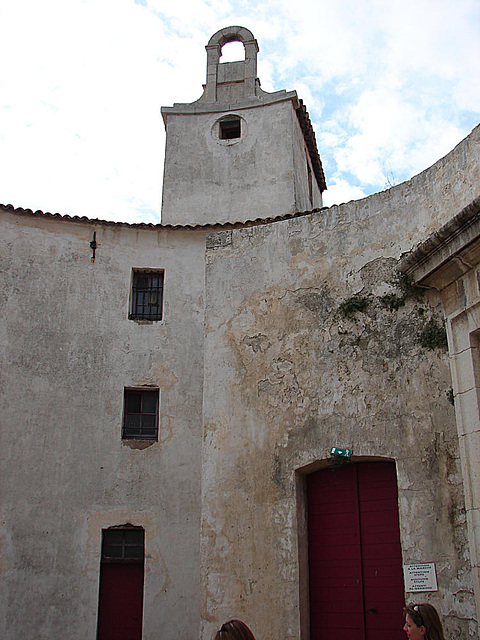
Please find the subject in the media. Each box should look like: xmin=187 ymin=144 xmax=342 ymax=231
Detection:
xmin=213 ymin=619 xmax=256 ymax=640
xmin=403 ymin=603 xmax=445 ymax=640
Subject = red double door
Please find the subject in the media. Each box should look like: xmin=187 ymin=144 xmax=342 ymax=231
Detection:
xmin=97 ymin=564 xmax=144 ymax=640
xmin=307 ymin=461 xmax=405 ymax=640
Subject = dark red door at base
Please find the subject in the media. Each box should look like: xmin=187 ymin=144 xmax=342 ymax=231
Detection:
xmin=307 ymin=462 xmax=405 ymax=640
xmin=97 ymin=563 xmax=144 ymax=640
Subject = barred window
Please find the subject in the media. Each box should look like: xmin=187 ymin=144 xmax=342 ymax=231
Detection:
xmin=101 ymin=526 xmax=145 ymax=562
xmin=123 ymin=388 xmax=159 ymax=440
xmin=130 ymin=270 xmax=164 ymax=321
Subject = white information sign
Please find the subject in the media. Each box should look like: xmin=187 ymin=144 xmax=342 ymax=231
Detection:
xmin=403 ymin=563 xmax=438 ymax=593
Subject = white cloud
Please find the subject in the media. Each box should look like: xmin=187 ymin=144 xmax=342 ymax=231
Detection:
xmin=0 ymin=0 xmax=478 ymax=222
xmin=323 ymin=179 xmax=367 ymax=207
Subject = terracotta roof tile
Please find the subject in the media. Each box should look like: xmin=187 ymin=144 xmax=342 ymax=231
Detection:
xmin=296 ymin=99 xmax=327 ymax=192
xmin=0 ymin=203 xmax=328 ymax=230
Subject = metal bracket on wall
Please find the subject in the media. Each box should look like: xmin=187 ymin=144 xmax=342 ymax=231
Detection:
xmin=90 ymin=231 xmax=97 ymax=263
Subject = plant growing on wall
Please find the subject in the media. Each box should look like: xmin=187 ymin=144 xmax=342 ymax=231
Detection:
xmin=419 ymin=318 xmax=448 ymax=350
xmin=337 ymin=267 xmax=448 ymax=353
xmin=339 ymin=295 xmax=370 ymax=316
xmin=380 ymin=271 xmax=423 ymax=310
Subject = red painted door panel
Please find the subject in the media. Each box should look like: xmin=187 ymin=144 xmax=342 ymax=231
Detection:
xmin=97 ymin=563 xmax=144 ymax=640
xmin=308 ymin=464 xmax=364 ymax=639
xmin=307 ymin=462 xmax=405 ymax=640
xmin=358 ymin=463 xmax=405 ymax=640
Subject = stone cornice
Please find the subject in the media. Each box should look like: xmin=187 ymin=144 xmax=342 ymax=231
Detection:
xmin=400 ymin=195 xmax=480 ymax=289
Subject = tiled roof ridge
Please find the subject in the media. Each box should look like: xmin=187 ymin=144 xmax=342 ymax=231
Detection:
xmin=295 ymin=99 xmax=327 ymax=192
xmin=0 ymin=202 xmax=327 ymax=230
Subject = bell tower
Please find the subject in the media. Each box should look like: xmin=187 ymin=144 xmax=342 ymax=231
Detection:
xmin=160 ymin=26 xmax=326 ymax=226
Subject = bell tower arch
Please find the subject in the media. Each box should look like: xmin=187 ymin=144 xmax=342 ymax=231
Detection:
xmin=160 ymin=27 xmax=326 ymax=226
xmin=203 ymin=26 xmax=258 ymax=102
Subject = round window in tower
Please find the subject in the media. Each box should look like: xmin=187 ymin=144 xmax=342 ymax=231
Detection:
xmin=212 ymin=115 xmax=245 ymax=145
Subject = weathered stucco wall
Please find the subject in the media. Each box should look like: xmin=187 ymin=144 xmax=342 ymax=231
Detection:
xmin=291 ymin=108 xmax=323 ymax=212
xmin=201 ymin=125 xmax=480 ymax=640
xmin=399 ymin=195 xmax=480 ymax=632
xmin=0 ymin=211 xmax=206 ymax=640
xmin=0 ymin=118 xmax=479 ymax=640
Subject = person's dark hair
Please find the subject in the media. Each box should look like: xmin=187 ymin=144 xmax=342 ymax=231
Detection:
xmin=404 ymin=603 xmax=446 ymax=640
xmin=213 ymin=619 xmax=256 ymax=640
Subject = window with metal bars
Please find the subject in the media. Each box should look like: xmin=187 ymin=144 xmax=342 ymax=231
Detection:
xmin=101 ymin=526 xmax=145 ymax=562
xmin=123 ymin=388 xmax=159 ymax=440
xmin=130 ymin=270 xmax=164 ymax=321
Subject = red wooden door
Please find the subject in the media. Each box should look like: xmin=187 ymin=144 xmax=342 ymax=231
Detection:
xmin=97 ymin=563 xmax=144 ymax=640
xmin=307 ymin=462 xmax=405 ymax=640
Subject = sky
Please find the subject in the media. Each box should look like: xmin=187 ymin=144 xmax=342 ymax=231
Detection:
xmin=0 ymin=0 xmax=479 ymax=224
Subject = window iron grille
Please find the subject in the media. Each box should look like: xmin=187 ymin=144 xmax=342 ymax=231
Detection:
xmin=123 ymin=388 xmax=159 ymax=440
xmin=101 ymin=527 xmax=145 ymax=562
xmin=130 ymin=271 xmax=164 ymax=321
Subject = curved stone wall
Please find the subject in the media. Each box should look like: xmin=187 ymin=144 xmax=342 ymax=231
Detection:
xmin=0 ymin=123 xmax=479 ymax=639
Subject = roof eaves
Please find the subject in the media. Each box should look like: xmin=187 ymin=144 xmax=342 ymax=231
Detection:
xmin=295 ymin=99 xmax=327 ymax=193
xmin=1 ymin=203 xmax=328 ymax=231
